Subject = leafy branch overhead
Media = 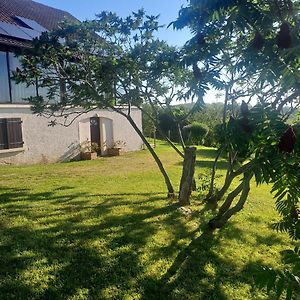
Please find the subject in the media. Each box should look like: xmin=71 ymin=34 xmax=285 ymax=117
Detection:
xmin=173 ymin=0 xmax=300 ymax=109
xmin=14 ymin=10 xmax=200 ymax=126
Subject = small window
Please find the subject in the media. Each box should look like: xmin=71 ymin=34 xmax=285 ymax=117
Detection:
xmin=0 ymin=118 xmax=24 ymax=150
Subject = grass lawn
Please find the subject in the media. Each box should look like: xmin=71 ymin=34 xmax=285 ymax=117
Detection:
xmin=0 ymin=142 xmax=296 ymax=299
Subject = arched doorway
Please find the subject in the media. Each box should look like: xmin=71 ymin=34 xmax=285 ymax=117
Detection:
xmin=99 ymin=117 xmax=113 ymax=155
xmin=79 ymin=116 xmax=114 ymax=156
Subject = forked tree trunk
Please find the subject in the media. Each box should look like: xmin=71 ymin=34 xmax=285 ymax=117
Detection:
xmin=211 ymin=169 xmax=234 ymax=202
xmin=178 ymin=147 xmax=196 ymax=206
xmin=126 ymin=115 xmax=175 ymax=198
xmin=208 ymin=172 xmax=253 ymax=229
xmin=207 ymin=161 xmax=253 ymax=205
xmin=217 ymin=180 xmax=244 ymax=216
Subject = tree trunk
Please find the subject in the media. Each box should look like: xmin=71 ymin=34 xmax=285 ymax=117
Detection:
xmin=126 ymin=115 xmax=175 ymax=198
xmin=178 ymin=147 xmax=196 ymax=206
xmin=177 ymin=123 xmax=197 ymax=191
xmin=205 ymin=147 xmax=223 ymax=201
xmin=217 ymin=180 xmax=244 ymax=216
xmin=177 ymin=123 xmax=186 ymax=150
xmin=163 ymin=134 xmax=184 ymax=158
xmin=207 ymin=168 xmax=234 ymax=205
xmin=207 ymin=161 xmax=253 ymax=205
xmin=208 ymin=172 xmax=253 ymax=229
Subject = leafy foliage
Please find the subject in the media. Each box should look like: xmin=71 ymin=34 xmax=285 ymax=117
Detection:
xmin=173 ymin=0 xmax=300 ymax=113
xmin=184 ymin=121 xmax=209 ymax=145
xmin=14 ymin=10 xmax=198 ymax=125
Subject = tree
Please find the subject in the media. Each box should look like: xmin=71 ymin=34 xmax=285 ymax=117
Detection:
xmin=15 ymin=10 xmax=203 ymax=200
xmin=173 ymin=2 xmax=300 ymax=295
xmin=172 ymin=0 xmax=300 ymax=226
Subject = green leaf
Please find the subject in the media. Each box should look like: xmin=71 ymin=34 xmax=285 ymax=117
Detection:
xmin=276 ymin=276 xmax=285 ymax=299
xmin=267 ymin=270 xmax=277 ymax=293
xmin=286 ymin=282 xmax=292 ymax=300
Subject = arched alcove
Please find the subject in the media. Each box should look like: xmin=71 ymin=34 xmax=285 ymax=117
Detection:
xmin=100 ymin=117 xmax=114 ymax=155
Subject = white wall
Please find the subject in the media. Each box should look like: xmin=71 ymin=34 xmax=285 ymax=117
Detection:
xmin=0 ymin=105 xmax=143 ymax=165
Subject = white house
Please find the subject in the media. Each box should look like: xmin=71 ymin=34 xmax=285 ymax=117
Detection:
xmin=0 ymin=0 xmax=143 ymax=165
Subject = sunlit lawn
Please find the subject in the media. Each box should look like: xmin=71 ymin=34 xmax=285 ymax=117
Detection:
xmin=0 ymin=141 xmax=295 ymax=299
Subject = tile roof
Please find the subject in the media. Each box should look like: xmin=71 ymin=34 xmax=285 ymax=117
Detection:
xmin=0 ymin=0 xmax=77 ymax=48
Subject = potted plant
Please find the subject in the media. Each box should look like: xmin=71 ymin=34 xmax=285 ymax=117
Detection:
xmin=80 ymin=141 xmax=101 ymax=160
xmin=107 ymin=140 xmax=126 ymax=156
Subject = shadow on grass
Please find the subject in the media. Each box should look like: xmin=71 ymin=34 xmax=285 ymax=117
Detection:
xmin=141 ymin=221 xmax=281 ymax=300
xmin=0 ymin=186 xmax=181 ymax=299
xmin=141 ymin=227 xmax=247 ymax=299
xmin=0 ymin=185 xmax=286 ymax=299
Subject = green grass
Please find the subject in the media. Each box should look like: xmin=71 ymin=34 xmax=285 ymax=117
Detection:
xmin=0 ymin=142 xmax=295 ymax=299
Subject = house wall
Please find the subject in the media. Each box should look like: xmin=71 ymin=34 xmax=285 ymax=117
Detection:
xmin=0 ymin=105 xmax=143 ymax=165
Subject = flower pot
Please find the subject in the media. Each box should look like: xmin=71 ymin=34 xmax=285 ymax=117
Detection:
xmin=107 ymin=147 xmax=123 ymax=156
xmin=80 ymin=152 xmax=98 ymax=160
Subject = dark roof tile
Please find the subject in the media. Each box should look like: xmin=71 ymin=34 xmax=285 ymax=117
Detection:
xmin=0 ymin=0 xmax=78 ymax=48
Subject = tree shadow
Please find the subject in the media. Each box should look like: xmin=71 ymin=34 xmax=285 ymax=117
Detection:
xmin=0 ymin=185 xmax=292 ymax=299
xmin=140 ymin=228 xmax=234 ymax=299
xmin=138 ymin=209 xmax=292 ymax=300
xmin=58 ymin=142 xmax=80 ymax=162
xmin=0 ymin=186 xmax=186 ymax=299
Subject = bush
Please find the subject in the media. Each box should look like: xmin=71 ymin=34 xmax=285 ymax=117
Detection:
xmin=184 ymin=122 xmax=209 ymax=145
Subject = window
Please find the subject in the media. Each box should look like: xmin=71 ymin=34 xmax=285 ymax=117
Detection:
xmin=0 ymin=51 xmax=10 ymax=103
xmin=0 ymin=118 xmax=24 ymax=150
xmin=0 ymin=50 xmax=40 ymax=103
xmin=8 ymin=52 xmax=37 ymax=103
xmin=0 ymin=50 xmax=62 ymax=104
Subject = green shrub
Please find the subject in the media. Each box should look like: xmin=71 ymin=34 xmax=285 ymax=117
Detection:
xmin=184 ymin=122 xmax=209 ymax=145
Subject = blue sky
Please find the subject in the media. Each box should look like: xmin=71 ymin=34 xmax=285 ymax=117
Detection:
xmin=37 ymin=0 xmax=192 ymax=46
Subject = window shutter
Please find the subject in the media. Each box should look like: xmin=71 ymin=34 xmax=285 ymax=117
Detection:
xmin=0 ymin=119 xmax=8 ymax=149
xmin=7 ymin=118 xmax=23 ymax=149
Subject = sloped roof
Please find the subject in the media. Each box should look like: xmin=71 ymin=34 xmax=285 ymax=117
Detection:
xmin=0 ymin=0 xmax=77 ymax=48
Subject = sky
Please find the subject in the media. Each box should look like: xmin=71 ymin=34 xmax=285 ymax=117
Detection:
xmin=37 ymin=0 xmax=192 ymax=46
